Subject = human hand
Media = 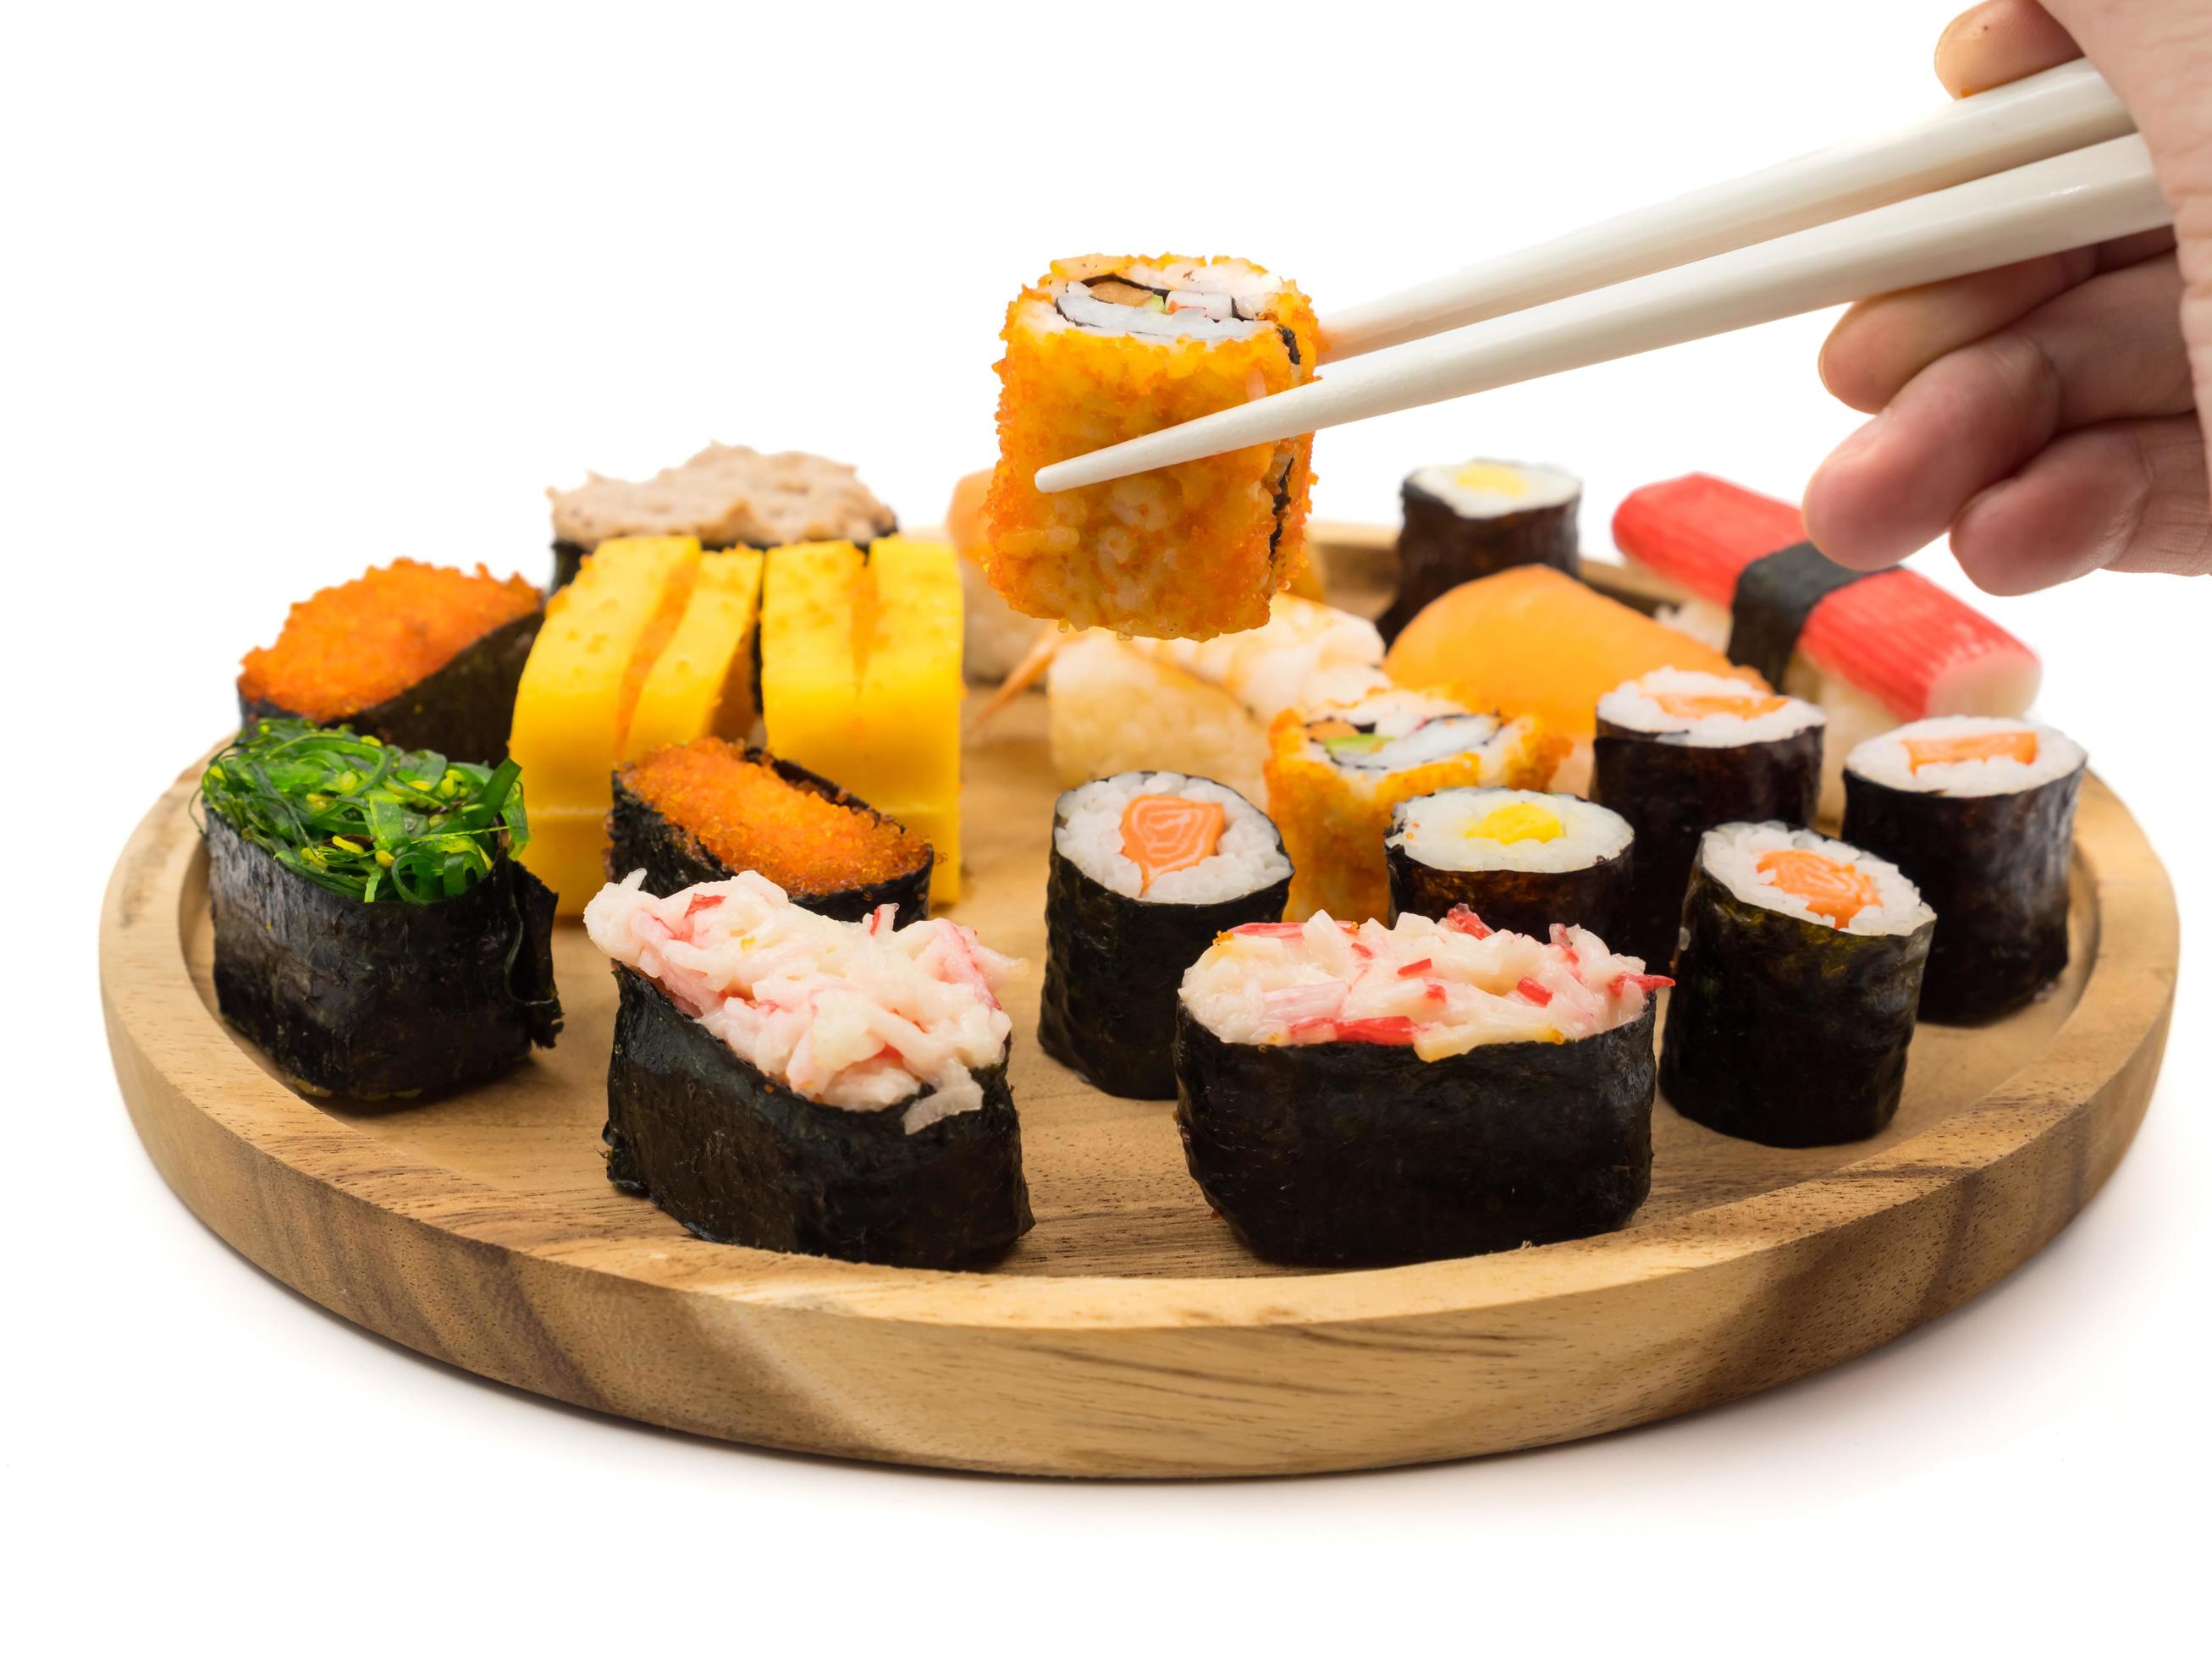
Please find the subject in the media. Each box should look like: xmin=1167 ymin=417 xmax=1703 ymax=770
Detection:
xmin=1803 ymin=0 xmax=2211 ymax=592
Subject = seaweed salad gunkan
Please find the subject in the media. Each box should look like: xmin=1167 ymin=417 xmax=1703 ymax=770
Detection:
xmin=586 ymin=870 xmax=1033 ymax=1268
xmin=199 ymin=719 xmax=560 ymax=1098
xmin=1173 ymin=909 xmax=1666 ymax=1267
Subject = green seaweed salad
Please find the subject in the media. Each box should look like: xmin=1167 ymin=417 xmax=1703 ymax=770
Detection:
xmin=201 ymin=719 xmax=530 ymax=903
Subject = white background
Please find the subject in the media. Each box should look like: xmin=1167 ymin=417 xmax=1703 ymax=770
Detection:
xmin=6 ymin=1 xmax=2204 ymax=1651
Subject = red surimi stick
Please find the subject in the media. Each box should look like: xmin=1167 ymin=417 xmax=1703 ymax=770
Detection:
xmin=1612 ymin=474 xmax=2040 ymax=722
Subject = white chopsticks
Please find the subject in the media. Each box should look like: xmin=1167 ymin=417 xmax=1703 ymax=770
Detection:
xmin=1034 ymin=65 xmax=2168 ymax=496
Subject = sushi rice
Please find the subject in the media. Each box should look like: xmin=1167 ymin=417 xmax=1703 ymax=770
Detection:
xmin=585 ymin=870 xmax=1021 ymax=1133
xmin=1056 ymin=773 xmax=1290 ymax=904
xmin=1846 ymin=714 xmax=2084 ymax=798
xmin=1180 ymin=909 xmax=1664 ymax=1061
xmin=1700 ymin=822 xmax=1932 ymax=937
xmin=1597 ymin=666 xmax=1824 ymax=747
xmin=1388 ymin=787 xmax=1630 ymax=874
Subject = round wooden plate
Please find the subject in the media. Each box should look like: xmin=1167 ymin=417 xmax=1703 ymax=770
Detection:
xmin=102 ymin=530 xmax=2176 ymax=1477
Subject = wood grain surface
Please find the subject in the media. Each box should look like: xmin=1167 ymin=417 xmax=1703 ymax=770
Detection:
xmin=100 ymin=534 xmax=2176 ymax=1475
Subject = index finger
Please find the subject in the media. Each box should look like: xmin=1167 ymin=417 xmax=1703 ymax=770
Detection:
xmin=1934 ymin=0 xmax=2082 ymax=96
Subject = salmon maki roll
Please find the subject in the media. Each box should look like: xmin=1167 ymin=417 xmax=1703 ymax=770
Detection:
xmin=1841 ymin=717 xmax=2085 ymax=1023
xmin=1040 ymin=773 xmax=1294 ymax=1100
xmin=1663 ymin=823 xmax=1933 ymax=1147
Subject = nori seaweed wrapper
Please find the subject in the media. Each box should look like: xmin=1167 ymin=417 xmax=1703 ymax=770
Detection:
xmin=1724 ymin=541 xmax=1872 ymax=691
xmin=1661 ymin=853 xmax=1931 ymax=1146
xmin=1385 ymin=830 xmax=1631 ymax=942
xmin=604 ymin=966 xmax=1032 ymax=1267
xmin=549 ymin=539 xmax=591 ymax=592
xmin=205 ymin=812 xmax=561 ymax=1099
xmin=1591 ymin=719 xmax=1821 ymax=967
xmin=1841 ymin=762 xmax=2081 ymax=1024
xmin=1037 ymin=800 xmax=1293 ymax=1100
xmin=552 ymin=526 xmax=893 ymax=592
xmin=238 ymin=609 xmax=542 ymax=766
xmin=1376 ymin=471 xmax=1579 ymax=642
xmin=607 ymin=749 xmax=933 ymax=923
xmin=1172 ymin=1000 xmax=1655 ymax=1267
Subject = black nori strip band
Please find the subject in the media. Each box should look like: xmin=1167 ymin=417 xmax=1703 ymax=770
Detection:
xmin=604 ymin=967 xmax=1032 ymax=1267
xmin=1384 ymin=818 xmax=1631 ymax=942
xmin=1590 ymin=719 xmax=1822 ymax=968
xmin=206 ymin=813 xmax=561 ymax=1100
xmin=1377 ymin=472 xmax=1580 ymax=643
xmin=239 ymin=609 xmax=543 ymax=767
xmin=1038 ymin=798 xmax=1292 ymax=1100
xmin=1661 ymin=848 xmax=1930 ymax=1146
xmin=607 ymin=748 xmax=933 ymax=923
xmin=1724 ymin=540 xmax=1871 ymax=690
xmin=1172 ymin=1001 xmax=1654 ymax=1267
xmin=1842 ymin=761 xmax=2081 ymax=1023
xmin=549 ymin=518 xmax=898 ymax=592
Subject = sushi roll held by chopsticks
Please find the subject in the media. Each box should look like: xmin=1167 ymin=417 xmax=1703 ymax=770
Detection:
xmin=1663 ymin=824 xmax=1933 ymax=1147
xmin=1842 ymin=717 xmax=2085 ymax=1024
xmin=1591 ymin=668 xmax=1825 ymax=967
xmin=199 ymin=719 xmax=562 ymax=1099
xmin=1040 ymin=773 xmax=1294 ymax=1101
xmin=1175 ymin=911 xmax=1667 ymax=1266
xmin=587 ymin=871 xmax=1034 ymax=1268
xmin=986 ymin=255 xmax=1319 ymax=641
xmin=1386 ymin=786 xmax=1633 ymax=942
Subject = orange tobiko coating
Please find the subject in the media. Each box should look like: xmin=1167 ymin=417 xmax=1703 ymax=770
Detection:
xmin=621 ymin=738 xmax=929 ymax=896
xmin=238 ymin=559 xmax=541 ymax=723
xmin=984 ymin=255 xmax=1319 ymax=642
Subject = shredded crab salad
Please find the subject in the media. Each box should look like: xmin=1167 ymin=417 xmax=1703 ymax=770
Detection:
xmin=1179 ymin=908 xmax=1668 ymax=1060
xmin=585 ymin=871 xmax=1022 ymax=1133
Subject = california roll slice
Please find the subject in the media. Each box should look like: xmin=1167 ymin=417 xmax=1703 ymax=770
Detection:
xmin=586 ymin=872 xmax=1033 ymax=1267
xmin=199 ymin=719 xmax=561 ymax=1099
xmin=1174 ymin=910 xmax=1664 ymax=1266
xmin=1663 ymin=823 xmax=1933 ymax=1147
xmin=1841 ymin=716 xmax=2084 ymax=1023
xmin=1040 ymin=773 xmax=1294 ymax=1100
xmin=1266 ymin=686 xmax=1566 ymax=922
xmin=1387 ymin=786 xmax=1632 ymax=941
xmin=1591 ymin=667 xmax=1824 ymax=966
xmin=610 ymin=738 xmax=933 ymax=923
xmin=986 ymin=254 xmax=1319 ymax=640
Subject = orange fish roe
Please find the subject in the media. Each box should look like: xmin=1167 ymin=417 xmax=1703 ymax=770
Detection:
xmin=621 ymin=738 xmax=929 ymax=896
xmin=1905 ymin=729 xmax=2038 ymax=772
xmin=1652 ymin=691 xmax=1789 ymax=721
xmin=1756 ymin=848 xmax=1881 ymax=929
xmin=238 ymin=559 xmax=541 ymax=722
xmin=1120 ymin=795 xmax=1227 ymax=893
